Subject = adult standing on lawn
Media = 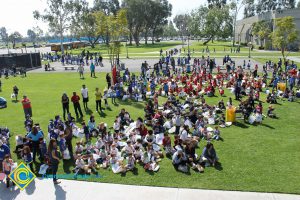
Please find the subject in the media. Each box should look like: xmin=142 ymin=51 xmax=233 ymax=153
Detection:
xmin=61 ymin=93 xmax=69 ymax=121
xmin=95 ymin=87 xmax=102 ymax=113
xmin=26 ymin=125 xmax=43 ymax=162
xmin=13 ymin=85 xmax=19 ymax=101
xmin=71 ymin=92 xmax=83 ymax=118
xmin=64 ymin=121 xmax=73 ymax=159
xmin=21 ymin=95 xmax=32 ymax=118
xmin=81 ymin=85 xmax=89 ymax=110
xmin=48 ymin=139 xmax=61 ymax=184
xmin=90 ymin=62 xmax=95 ymax=78
xmin=106 ymin=73 xmax=111 ymax=89
xmin=77 ymin=64 xmax=84 ymax=79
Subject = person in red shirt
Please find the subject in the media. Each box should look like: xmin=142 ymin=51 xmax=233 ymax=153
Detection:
xmin=21 ymin=95 xmax=32 ymax=118
xmin=71 ymin=92 xmax=83 ymax=118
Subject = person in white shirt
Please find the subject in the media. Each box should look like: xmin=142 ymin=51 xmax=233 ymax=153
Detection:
xmin=81 ymin=85 xmax=89 ymax=110
xmin=172 ymin=149 xmax=188 ymax=173
xmin=180 ymin=125 xmax=191 ymax=144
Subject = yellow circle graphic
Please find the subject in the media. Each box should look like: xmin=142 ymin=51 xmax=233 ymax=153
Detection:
xmin=14 ymin=168 xmax=30 ymax=185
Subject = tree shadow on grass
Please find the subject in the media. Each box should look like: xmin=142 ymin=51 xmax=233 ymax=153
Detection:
xmin=11 ymin=100 xmax=19 ymax=103
xmin=234 ymin=121 xmax=250 ymax=129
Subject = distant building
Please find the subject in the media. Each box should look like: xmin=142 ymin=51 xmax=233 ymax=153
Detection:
xmin=235 ymin=8 xmax=300 ymax=48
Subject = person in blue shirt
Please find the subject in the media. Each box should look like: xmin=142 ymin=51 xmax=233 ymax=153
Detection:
xmin=200 ymin=142 xmax=218 ymax=167
xmin=26 ymin=126 xmax=43 ymax=162
xmin=163 ymin=82 xmax=169 ymax=96
xmin=90 ymin=62 xmax=95 ymax=78
xmin=0 ymin=140 xmax=10 ymax=171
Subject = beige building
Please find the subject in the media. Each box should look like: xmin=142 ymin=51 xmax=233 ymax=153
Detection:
xmin=235 ymin=8 xmax=300 ymax=47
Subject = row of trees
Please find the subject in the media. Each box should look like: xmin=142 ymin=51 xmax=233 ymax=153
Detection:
xmin=173 ymin=1 xmax=233 ymax=45
xmin=0 ymin=26 xmax=46 ymax=49
xmin=252 ymin=16 xmax=298 ymax=59
xmin=244 ymin=0 xmax=300 ymax=18
xmin=33 ymin=0 xmax=172 ymax=54
xmin=0 ymin=27 xmax=23 ymax=49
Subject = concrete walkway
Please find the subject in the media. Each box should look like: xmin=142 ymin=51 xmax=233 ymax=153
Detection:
xmin=0 ymin=178 xmax=299 ymax=200
xmin=32 ymin=57 xmax=263 ymax=73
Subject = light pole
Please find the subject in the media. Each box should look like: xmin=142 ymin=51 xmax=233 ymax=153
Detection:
xmin=188 ymin=34 xmax=190 ymax=54
xmin=248 ymin=42 xmax=252 ymax=58
xmin=125 ymin=40 xmax=129 ymax=59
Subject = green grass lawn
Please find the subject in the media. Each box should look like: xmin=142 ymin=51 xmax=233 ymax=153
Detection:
xmin=253 ymin=57 xmax=300 ymax=67
xmin=69 ymin=42 xmax=182 ymax=56
xmin=187 ymin=41 xmax=300 ymax=57
xmin=0 ymin=73 xmax=300 ymax=194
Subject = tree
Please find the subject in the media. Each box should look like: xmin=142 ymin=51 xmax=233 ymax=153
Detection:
xmin=33 ymin=26 xmax=44 ymax=44
xmin=149 ymin=0 xmax=172 ymax=44
xmin=71 ymin=0 xmax=100 ymax=48
xmin=190 ymin=5 xmax=232 ymax=45
xmin=27 ymin=29 xmax=37 ymax=45
xmin=93 ymin=0 xmax=121 ymax=45
xmin=163 ymin=21 xmax=177 ymax=39
xmin=298 ymin=1 xmax=300 ymax=8
xmin=207 ymin=0 xmax=227 ymax=9
xmin=93 ymin=0 xmax=120 ymax=15
xmin=122 ymin=0 xmax=147 ymax=46
xmin=34 ymin=0 xmax=76 ymax=54
xmin=9 ymin=32 xmax=22 ymax=49
xmin=256 ymin=0 xmax=296 ymax=14
xmin=231 ymin=0 xmax=247 ymax=46
xmin=0 ymin=27 xmax=9 ymax=47
xmin=252 ymin=20 xmax=272 ymax=48
xmin=271 ymin=16 xmax=298 ymax=59
xmin=95 ymin=9 xmax=128 ymax=67
xmin=243 ymin=0 xmax=256 ymax=18
xmin=174 ymin=14 xmax=192 ymax=45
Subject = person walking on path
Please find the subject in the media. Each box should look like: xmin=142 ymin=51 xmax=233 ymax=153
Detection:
xmin=71 ymin=92 xmax=83 ymax=118
xmin=21 ymin=95 xmax=32 ymax=118
xmin=81 ymin=85 xmax=89 ymax=110
xmin=48 ymin=139 xmax=61 ymax=184
xmin=95 ymin=87 xmax=102 ymax=113
xmin=61 ymin=93 xmax=70 ymax=121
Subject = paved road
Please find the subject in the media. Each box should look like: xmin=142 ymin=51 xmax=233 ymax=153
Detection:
xmin=31 ymin=57 xmax=263 ymax=73
xmin=0 ymin=178 xmax=299 ymax=200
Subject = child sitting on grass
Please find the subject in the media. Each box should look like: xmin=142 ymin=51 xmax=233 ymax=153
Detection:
xmin=74 ymin=154 xmax=90 ymax=177
xmin=125 ymin=153 xmax=136 ymax=171
xmin=162 ymin=133 xmax=172 ymax=156
xmin=267 ymin=105 xmax=276 ymax=118
xmin=212 ymin=126 xmax=221 ymax=141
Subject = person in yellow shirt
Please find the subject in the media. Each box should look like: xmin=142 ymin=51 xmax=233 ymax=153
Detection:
xmin=95 ymin=88 xmax=102 ymax=112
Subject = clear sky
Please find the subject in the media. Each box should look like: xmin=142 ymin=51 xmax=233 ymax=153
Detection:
xmin=1 ymin=0 xmax=297 ymax=36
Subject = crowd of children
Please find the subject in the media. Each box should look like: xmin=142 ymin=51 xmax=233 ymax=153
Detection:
xmin=0 ymin=53 xmax=299 ymax=188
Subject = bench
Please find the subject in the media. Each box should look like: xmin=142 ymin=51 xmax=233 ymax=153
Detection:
xmin=64 ymin=67 xmax=75 ymax=70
